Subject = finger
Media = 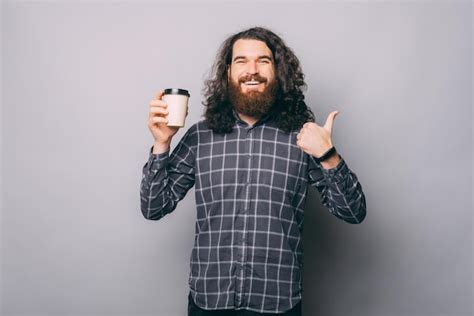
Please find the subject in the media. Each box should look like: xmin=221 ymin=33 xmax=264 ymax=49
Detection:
xmin=323 ymin=111 xmax=339 ymax=134
xmin=149 ymin=100 xmax=168 ymax=108
xmin=304 ymin=122 xmax=318 ymax=130
xmin=296 ymin=139 xmax=304 ymax=149
xmin=155 ymin=90 xmax=165 ymax=100
xmin=150 ymin=116 xmax=168 ymax=124
xmin=150 ymin=107 xmax=169 ymax=116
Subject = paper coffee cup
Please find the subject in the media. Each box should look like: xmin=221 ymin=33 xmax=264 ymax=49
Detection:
xmin=162 ymin=88 xmax=190 ymax=127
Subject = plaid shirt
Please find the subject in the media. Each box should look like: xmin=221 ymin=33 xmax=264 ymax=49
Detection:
xmin=140 ymin=112 xmax=366 ymax=314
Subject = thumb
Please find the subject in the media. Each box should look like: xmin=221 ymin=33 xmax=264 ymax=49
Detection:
xmin=155 ymin=90 xmax=164 ymax=100
xmin=323 ymin=111 xmax=339 ymax=134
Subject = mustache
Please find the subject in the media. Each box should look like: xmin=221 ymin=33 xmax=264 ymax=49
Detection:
xmin=239 ymin=74 xmax=268 ymax=84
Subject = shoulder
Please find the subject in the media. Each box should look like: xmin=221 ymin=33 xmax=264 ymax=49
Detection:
xmin=190 ymin=119 xmax=217 ymax=137
xmin=182 ymin=120 xmax=208 ymax=134
xmin=194 ymin=119 xmax=211 ymax=132
xmin=180 ymin=119 xmax=212 ymax=145
xmin=184 ymin=119 xmax=211 ymax=131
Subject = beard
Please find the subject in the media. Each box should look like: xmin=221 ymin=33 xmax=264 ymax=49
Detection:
xmin=228 ymin=74 xmax=279 ymax=119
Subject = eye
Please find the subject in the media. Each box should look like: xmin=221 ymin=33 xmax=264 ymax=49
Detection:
xmin=259 ymin=59 xmax=271 ymax=64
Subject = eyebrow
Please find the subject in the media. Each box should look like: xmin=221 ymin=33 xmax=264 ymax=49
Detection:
xmin=233 ymin=55 xmax=273 ymax=62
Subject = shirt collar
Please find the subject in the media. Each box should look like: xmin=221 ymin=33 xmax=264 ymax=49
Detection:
xmin=232 ymin=108 xmax=273 ymax=128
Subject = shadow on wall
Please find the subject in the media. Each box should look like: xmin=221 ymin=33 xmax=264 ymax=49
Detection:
xmin=302 ymin=186 xmax=375 ymax=315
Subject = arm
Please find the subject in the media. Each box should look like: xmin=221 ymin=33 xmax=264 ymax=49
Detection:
xmin=308 ymin=153 xmax=367 ymax=224
xmin=140 ymin=126 xmax=196 ymax=220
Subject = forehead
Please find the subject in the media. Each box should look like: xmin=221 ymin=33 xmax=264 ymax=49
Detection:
xmin=231 ymin=39 xmax=273 ymax=59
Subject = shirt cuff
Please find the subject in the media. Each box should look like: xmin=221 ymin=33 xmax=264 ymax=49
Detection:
xmin=319 ymin=155 xmax=350 ymax=182
xmin=147 ymin=146 xmax=170 ymax=172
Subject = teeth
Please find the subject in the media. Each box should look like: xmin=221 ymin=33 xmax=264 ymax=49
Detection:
xmin=244 ymin=81 xmax=260 ymax=85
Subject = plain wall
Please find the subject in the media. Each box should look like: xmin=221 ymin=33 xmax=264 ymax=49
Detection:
xmin=1 ymin=1 xmax=472 ymax=315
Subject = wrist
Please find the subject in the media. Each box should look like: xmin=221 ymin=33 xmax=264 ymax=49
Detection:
xmin=152 ymin=140 xmax=171 ymax=154
xmin=320 ymin=153 xmax=341 ymax=169
xmin=314 ymin=146 xmax=336 ymax=162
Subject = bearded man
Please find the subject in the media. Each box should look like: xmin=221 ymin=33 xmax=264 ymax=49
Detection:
xmin=141 ymin=26 xmax=367 ymax=316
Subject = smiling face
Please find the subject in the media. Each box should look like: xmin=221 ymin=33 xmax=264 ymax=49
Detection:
xmin=228 ymin=39 xmax=276 ymax=93
xmin=227 ymin=39 xmax=278 ymax=119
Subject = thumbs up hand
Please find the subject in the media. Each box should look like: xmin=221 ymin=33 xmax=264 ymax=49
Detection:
xmin=296 ymin=111 xmax=341 ymax=167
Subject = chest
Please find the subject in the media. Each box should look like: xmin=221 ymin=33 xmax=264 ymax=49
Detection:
xmin=195 ymin=127 xmax=307 ymax=192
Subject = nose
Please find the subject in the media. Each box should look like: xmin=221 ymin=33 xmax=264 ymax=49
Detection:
xmin=246 ymin=60 xmax=258 ymax=75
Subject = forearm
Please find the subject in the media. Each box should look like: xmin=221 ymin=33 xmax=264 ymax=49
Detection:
xmin=310 ymin=156 xmax=367 ymax=224
xmin=141 ymin=124 xmax=197 ymax=220
xmin=322 ymin=175 xmax=366 ymax=224
xmin=140 ymin=151 xmax=179 ymax=220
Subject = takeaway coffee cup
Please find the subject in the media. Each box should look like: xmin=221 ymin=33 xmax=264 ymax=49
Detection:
xmin=162 ymin=88 xmax=190 ymax=127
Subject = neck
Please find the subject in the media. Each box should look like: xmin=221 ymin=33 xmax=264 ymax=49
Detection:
xmin=236 ymin=112 xmax=259 ymax=126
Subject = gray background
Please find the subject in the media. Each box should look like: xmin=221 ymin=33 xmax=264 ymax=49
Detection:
xmin=1 ymin=1 xmax=472 ymax=315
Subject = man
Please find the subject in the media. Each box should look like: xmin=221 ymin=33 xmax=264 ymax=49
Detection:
xmin=141 ymin=27 xmax=366 ymax=316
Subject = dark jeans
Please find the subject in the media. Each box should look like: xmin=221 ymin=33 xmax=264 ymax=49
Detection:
xmin=188 ymin=292 xmax=302 ymax=316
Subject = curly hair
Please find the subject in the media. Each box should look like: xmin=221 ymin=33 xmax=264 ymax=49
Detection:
xmin=202 ymin=26 xmax=315 ymax=134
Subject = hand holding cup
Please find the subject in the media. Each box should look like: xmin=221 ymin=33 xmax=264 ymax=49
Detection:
xmin=148 ymin=90 xmax=179 ymax=153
